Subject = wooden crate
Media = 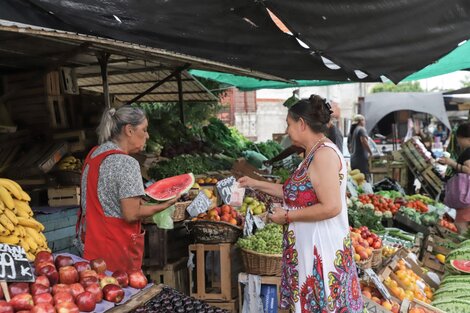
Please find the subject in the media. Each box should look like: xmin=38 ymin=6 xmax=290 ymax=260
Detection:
xmin=205 ymin=299 xmax=238 ymax=313
xmin=47 ymin=186 xmax=80 ymax=207
xmin=53 ymin=130 xmax=86 ymax=153
xmin=144 ymin=257 xmax=189 ymax=294
xmin=422 ymin=167 xmax=443 ymax=194
xmin=238 ymin=272 xmax=289 ymax=313
xmin=35 ymin=207 xmax=79 ymax=254
xmin=142 ymin=222 xmax=190 ymax=268
xmin=188 ymin=243 xmax=241 ymax=301
xmin=422 ymin=252 xmax=445 ymax=273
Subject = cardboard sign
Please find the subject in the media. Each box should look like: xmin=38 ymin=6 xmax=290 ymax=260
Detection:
xmin=216 ymin=176 xmax=236 ymax=204
xmin=365 ymin=268 xmax=391 ymax=301
xmin=186 ymin=192 xmax=212 ymax=217
xmin=0 ymin=244 xmax=34 ymax=282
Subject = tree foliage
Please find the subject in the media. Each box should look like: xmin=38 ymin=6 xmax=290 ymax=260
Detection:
xmin=460 ymin=75 xmax=470 ymax=88
xmin=371 ymin=81 xmax=424 ymax=93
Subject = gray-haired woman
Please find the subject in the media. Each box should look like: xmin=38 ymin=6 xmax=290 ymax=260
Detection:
xmin=77 ymin=105 xmax=176 ymax=272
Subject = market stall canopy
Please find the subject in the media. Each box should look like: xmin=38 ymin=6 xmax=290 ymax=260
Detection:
xmin=363 ymin=93 xmax=451 ymax=134
xmin=1 ymin=0 xmax=470 ymax=83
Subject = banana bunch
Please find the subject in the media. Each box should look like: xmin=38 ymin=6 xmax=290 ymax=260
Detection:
xmin=349 ymin=169 xmax=366 ymax=186
xmin=58 ymin=155 xmax=82 ymax=171
xmin=0 ymin=178 xmax=50 ymax=261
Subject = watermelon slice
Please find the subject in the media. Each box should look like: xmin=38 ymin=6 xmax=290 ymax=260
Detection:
xmin=146 ymin=173 xmax=195 ymax=201
xmin=450 ymin=259 xmax=470 ymax=274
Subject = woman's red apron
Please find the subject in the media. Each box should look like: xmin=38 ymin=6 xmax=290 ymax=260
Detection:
xmin=77 ymin=147 xmax=145 ymax=272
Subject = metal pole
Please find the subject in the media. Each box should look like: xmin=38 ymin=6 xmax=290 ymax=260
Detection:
xmin=177 ymin=72 xmax=185 ymax=125
xmin=97 ymin=52 xmax=111 ymax=108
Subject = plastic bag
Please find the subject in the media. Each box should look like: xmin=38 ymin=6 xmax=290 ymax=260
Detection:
xmin=152 ymin=205 xmax=175 ymax=229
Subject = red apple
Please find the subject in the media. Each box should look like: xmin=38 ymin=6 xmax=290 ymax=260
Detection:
xmin=55 ymin=302 xmax=79 ymax=313
xmin=0 ymin=301 xmax=13 ymax=313
xmin=73 ymin=261 xmax=90 ymax=273
xmin=59 ymin=266 xmax=78 ymax=284
xmin=97 ymin=273 xmax=107 ymax=281
xmin=35 ymin=276 xmax=50 ymax=288
xmin=36 ymin=265 xmax=58 ymax=286
xmin=52 ymin=284 xmax=71 ymax=296
xmin=33 ymin=293 xmax=53 ymax=306
xmin=90 ymin=258 xmax=106 ymax=274
xmin=85 ymin=284 xmax=103 ymax=303
xmin=112 ymin=271 xmax=129 ymax=288
xmin=102 ymin=284 xmax=124 ymax=303
xmin=34 ymin=251 xmax=54 ymax=267
xmin=79 ymin=270 xmax=98 ymax=280
xmin=31 ymin=303 xmax=55 ymax=313
xmin=68 ymin=283 xmax=84 ymax=299
xmin=53 ymin=292 xmax=73 ymax=305
xmin=99 ymin=276 xmax=118 ymax=289
xmin=55 ymin=255 xmax=74 ymax=269
xmin=30 ymin=283 xmax=49 ymax=296
xmin=10 ymin=293 xmax=34 ymax=311
xmin=35 ymin=262 xmax=55 ymax=276
xmin=8 ymin=282 xmax=30 ymax=298
xmin=79 ymin=276 xmax=99 ymax=288
xmin=75 ymin=291 xmax=96 ymax=312
xmin=128 ymin=270 xmax=148 ymax=289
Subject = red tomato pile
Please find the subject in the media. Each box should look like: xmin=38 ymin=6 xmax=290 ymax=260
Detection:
xmin=358 ymin=194 xmax=400 ymax=214
xmin=405 ymin=200 xmax=429 ymax=213
xmin=440 ymin=218 xmax=458 ymax=233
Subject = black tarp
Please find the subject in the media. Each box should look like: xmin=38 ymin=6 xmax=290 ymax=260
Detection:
xmin=1 ymin=0 xmax=470 ymax=83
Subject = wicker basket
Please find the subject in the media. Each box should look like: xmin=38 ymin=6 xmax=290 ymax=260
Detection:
xmin=371 ymin=248 xmax=383 ymax=268
xmin=186 ymin=220 xmax=243 ymax=244
xmin=172 ymin=201 xmax=191 ymax=222
xmin=356 ymin=255 xmax=372 ymax=270
xmin=241 ymin=248 xmax=282 ymax=276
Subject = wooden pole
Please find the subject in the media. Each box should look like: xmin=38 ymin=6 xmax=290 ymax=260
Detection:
xmin=1 ymin=281 xmax=10 ymax=302
xmin=97 ymin=52 xmax=111 ymax=108
xmin=177 ymin=71 xmax=185 ymax=125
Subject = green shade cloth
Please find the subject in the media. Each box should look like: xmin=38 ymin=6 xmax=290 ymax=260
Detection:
xmin=190 ymin=39 xmax=470 ymax=90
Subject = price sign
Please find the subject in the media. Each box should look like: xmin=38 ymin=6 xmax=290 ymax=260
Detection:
xmin=364 ymin=268 xmax=391 ymax=301
xmin=216 ymin=176 xmax=236 ymax=204
xmin=0 ymin=244 xmax=34 ymax=282
xmin=243 ymin=208 xmax=254 ymax=237
xmin=186 ymin=192 xmax=212 ymax=217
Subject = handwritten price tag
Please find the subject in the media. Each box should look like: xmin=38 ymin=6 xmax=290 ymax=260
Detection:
xmin=216 ymin=176 xmax=236 ymax=205
xmin=0 ymin=244 xmax=34 ymax=282
xmin=186 ymin=192 xmax=212 ymax=217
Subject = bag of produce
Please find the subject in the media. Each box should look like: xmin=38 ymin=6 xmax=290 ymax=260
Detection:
xmin=152 ymin=205 xmax=176 ymax=229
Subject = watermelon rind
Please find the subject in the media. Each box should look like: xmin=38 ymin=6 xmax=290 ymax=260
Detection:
xmin=146 ymin=173 xmax=195 ymax=201
xmin=450 ymin=259 xmax=470 ymax=274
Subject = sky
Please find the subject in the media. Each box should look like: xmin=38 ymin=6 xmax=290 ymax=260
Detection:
xmin=256 ymin=71 xmax=470 ymax=99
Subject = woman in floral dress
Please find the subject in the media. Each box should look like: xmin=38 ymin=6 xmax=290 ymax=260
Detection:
xmin=239 ymin=95 xmax=363 ymax=313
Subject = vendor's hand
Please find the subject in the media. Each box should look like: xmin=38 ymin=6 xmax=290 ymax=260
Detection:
xmin=437 ymin=157 xmax=452 ymax=166
xmin=269 ymin=206 xmax=288 ymax=225
xmin=238 ymin=176 xmax=259 ymax=189
xmin=161 ymin=198 xmax=178 ymax=208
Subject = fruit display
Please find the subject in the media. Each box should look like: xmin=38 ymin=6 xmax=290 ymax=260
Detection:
xmin=131 ymin=286 xmax=229 ymax=313
xmin=405 ymin=194 xmax=435 ymax=205
xmin=432 ymin=274 xmax=470 ymax=311
xmin=383 ymin=260 xmax=433 ymax=303
xmin=382 ymin=245 xmax=399 ymax=258
xmin=201 ymin=188 xmax=217 ymax=203
xmin=0 ymin=251 xmax=149 ymax=312
xmin=146 ymin=173 xmax=195 ymax=201
xmin=360 ymin=281 xmax=400 ymax=313
xmin=196 ymin=176 xmax=219 ymax=185
xmin=237 ymin=223 xmax=282 ymax=254
xmin=191 ymin=204 xmax=243 ymax=227
xmin=349 ymin=169 xmax=366 ymax=186
xmin=350 ymin=229 xmax=373 ymax=262
xmin=351 ymin=226 xmax=382 ymax=249
xmin=57 ymin=156 xmax=82 ymax=171
xmin=443 ymin=240 xmax=470 ymax=273
xmin=408 ymin=306 xmax=436 ymax=313
xmin=405 ymin=200 xmax=429 ymax=213
xmin=0 ymin=178 xmax=49 ymax=260
xmin=239 ymin=196 xmax=267 ymax=216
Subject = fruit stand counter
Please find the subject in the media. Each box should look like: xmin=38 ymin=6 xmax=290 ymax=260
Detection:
xmin=106 ymin=284 xmax=164 ymax=313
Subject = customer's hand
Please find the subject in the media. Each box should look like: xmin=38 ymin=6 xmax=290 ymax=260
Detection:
xmin=269 ymin=206 xmax=288 ymax=225
xmin=238 ymin=176 xmax=259 ymax=189
xmin=437 ymin=157 xmax=452 ymax=166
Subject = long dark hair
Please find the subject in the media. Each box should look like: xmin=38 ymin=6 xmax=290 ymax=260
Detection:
xmin=288 ymin=95 xmax=331 ymax=133
xmin=456 ymin=122 xmax=470 ymax=138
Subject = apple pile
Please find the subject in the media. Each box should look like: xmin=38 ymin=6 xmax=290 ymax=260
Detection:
xmin=0 ymin=251 xmax=148 ymax=313
xmin=350 ymin=227 xmax=373 ymax=262
xmin=351 ymin=226 xmax=383 ymax=250
xmin=361 ymin=281 xmax=400 ymax=313
xmin=191 ymin=204 xmax=244 ymax=227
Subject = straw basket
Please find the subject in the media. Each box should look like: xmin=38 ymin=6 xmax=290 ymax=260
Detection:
xmin=172 ymin=201 xmax=191 ymax=222
xmin=356 ymin=255 xmax=372 ymax=270
xmin=371 ymin=248 xmax=383 ymax=268
xmin=241 ymin=248 xmax=282 ymax=276
xmin=186 ymin=220 xmax=243 ymax=244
